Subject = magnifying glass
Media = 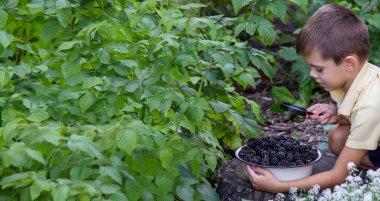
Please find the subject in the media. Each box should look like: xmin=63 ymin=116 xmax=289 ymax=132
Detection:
xmin=280 ymin=102 xmax=318 ymax=116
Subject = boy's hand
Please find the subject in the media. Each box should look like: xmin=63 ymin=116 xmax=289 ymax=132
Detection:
xmin=245 ymin=165 xmax=281 ymax=193
xmin=307 ymin=103 xmax=338 ymax=124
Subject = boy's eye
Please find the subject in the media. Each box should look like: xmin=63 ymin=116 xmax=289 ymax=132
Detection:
xmin=316 ymin=68 xmax=323 ymax=72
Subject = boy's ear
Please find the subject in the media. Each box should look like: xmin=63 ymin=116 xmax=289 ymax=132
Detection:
xmin=343 ymin=55 xmax=358 ymax=72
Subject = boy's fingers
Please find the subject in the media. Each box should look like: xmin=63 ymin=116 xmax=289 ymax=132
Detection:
xmin=307 ymin=104 xmax=321 ymax=111
xmin=250 ymin=166 xmax=265 ymax=174
xmin=246 ymin=165 xmax=257 ymax=177
xmin=245 ymin=165 xmax=258 ymax=185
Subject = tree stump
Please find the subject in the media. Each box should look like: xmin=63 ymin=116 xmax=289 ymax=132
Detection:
xmin=216 ymin=151 xmax=337 ymax=201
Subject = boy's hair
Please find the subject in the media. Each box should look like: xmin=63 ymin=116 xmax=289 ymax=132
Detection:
xmin=296 ymin=4 xmax=370 ymax=64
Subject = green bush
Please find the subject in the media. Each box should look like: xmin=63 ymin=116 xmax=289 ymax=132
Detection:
xmin=0 ymin=0 xmax=275 ymax=200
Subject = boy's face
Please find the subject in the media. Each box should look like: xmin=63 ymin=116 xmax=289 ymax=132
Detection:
xmin=304 ymin=49 xmax=349 ymax=92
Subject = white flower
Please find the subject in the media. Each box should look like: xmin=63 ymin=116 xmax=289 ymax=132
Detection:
xmin=289 ymin=186 xmax=297 ymax=194
xmin=287 ymin=162 xmax=380 ymax=201
xmin=347 ymin=162 xmax=355 ymax=170
xmin=363 ymin=193 xmax=372 ymax=201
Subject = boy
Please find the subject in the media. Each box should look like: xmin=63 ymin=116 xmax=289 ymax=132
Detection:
xmin=245 ymin=4 xmax=380 ymax=193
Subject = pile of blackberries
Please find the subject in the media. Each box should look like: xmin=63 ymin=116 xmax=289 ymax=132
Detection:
xmin=237 ymin=135 xmax=319 ymax=167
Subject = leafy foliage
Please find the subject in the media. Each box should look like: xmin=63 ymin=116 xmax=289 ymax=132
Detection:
xmin=0 ymin=0 xmax=272 ymax=200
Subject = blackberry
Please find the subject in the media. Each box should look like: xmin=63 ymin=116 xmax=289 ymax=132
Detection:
xmin=278 ymin=160 xmax=291 ymax=166
xmin=286 ymin=153 xmax=294 ymax=162
xmin=295 ymin=159 xmax=304 ymax=166
xmin=298 ymin=144 xmax=313 ymax=152
xmin=278 ymin=147 xmax=286 ymax=153
xmin=261 ymin=150 xmax=269 ymax=158
xmin=271 ymin=157 xmax=279 ymax=166
xmin=251 ymin=156 xmax=260 ymax=164
xmin=261 ymin=141 xmax=269 ymax=149
xmin=277 ymin=151 xmax=286 ymax=160
xmin=283 ymin=141 xmax=294 ymax=150
xmin=247 ymin=137 xmax=262 ymax=147
xmin=269 ymin=150 xmax=277 ymax=158
xmin=262 ymin=155 xmax=270 ymax=166
xmin=293 ymin=152 xmax=302 ymax=161
xmin=238 ymin=136 xmax=319 ymax=167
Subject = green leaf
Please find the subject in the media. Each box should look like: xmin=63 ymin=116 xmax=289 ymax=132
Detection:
xmin=0 ymin=69 xmax=12 ymax=89
xmin=204 ymin=153 xmax=217 ymax=171
xmin=278 ymin=47 xmax=300 ymax=61
xmin=176 ymin=185 xmax=194 ymax=201
xmin=159 ymin=148 xmax=173 ymax=169
xmin=184 ymin=106 xmax=204 ymax=122
xmin=1 ymin=108 xmax=17 ymax=123
xmin=210 ymin=101 xmax=230 ymax=113
xmin=234 ymin=22 xmax=247 ymax=36
xmin=245 ymin=21 xmax=257 ymax=35
xmin=100 ymin=166 xmax=122 ymax=184
xmin=299 ymin=77 xmax=315 ymax=105
xmin=67 ymin=135 xmax=104 ymax=159
xmin=56 ymin=8 xmax=71 ymax=28
xmin=291 ymin=58 xmax=310 ymax=82
xmin=52 ymin=185 xmax=69 ymax=201
xmin=211 ymin=52 xmax=233 ymax=67
xmin=0 ymin=30 xmax=14 ymax=48
xmin=83 ymin=77 xmax=103 ymax=88
xmin=125 ymin=181 xmax=143 ymax=201
xmin=25 ymin=148 xmax=46 ymax=165
xmin=116 ymin=129 xmax=138 ymax=155
xmin=366 ymin=13 xmax=380 ymax=29
xmin=30 ymin=178 xmax=50 ymax=200
xmin=0 ymin=172 xmax=32 ymax=189
xmin=155 ymin=174 xmax=174 ymax=195
xmin=180 ymin=3 xmax=207 ymax=10
xmin=232 ymin=0 xmax=252 ymax=15
xmin=57 ymin=41 xmax=80 ymax=51
xmin=271 ymin=86 xmax=297 ymax=103
xmin=124 ymin=80 xmax=140 ymax=92
xmin=197 ymin=184 xmax=219 ymax=201
xmin=56 ymin=0 xmax=70 ymax=9
xmin=0 ymin=9 xmax=8 ymax=28
xmin=2 ymin=120 xmax=18 ymax=143
xmin=113 ymin=65 xmax=130 ymax=76
xmin=79 ymin=93 xmax=97 ymax=112
xmin=26 ymin=109 xmax=50 ymax=122
xmin=61 ymin=57 xmax=85 ymax=79
xmin=246 ymin=99 xmax=261 ymax=121
xmin=234 ymin=72 xmax=255 ymax=89
xmin=249 ymin=53 xmax=275 ymax=79
xmin=255 ymin=16 xmax=276 ymax=44
xmin=259 ymin=0 xmax=287 ymax=21
xmin=289 ymin=0 xmax=308 ymax=10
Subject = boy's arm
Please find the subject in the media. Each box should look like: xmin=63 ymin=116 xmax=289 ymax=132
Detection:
xmin=276 ymin=146 xmax=367 ymax=192
xmin=336 ymin=115 xmax=350 ymax=124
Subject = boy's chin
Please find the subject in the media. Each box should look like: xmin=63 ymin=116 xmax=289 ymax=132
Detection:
xmin=319 ymin=85 xmax=332 ymax=92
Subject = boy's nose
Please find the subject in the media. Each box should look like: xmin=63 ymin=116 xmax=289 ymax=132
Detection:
xmin=309 ymin=69 xmax=318 ymax=79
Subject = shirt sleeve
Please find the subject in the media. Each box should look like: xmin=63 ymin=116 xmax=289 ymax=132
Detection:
xmin=345 ymin=107 xmax=380 ymax=150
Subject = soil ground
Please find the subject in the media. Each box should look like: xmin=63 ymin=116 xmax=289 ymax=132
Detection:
xmin=244 ymin=89 xmax=334 ymax=147
xmin=235 ymin=58 xmax=337 ymax=149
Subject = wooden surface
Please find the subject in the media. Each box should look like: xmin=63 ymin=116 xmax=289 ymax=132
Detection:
xmin=216 ymin=151 xmax=337 ymax=201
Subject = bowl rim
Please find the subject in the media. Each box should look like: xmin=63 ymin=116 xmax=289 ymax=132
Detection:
xmin=235 ymin=145 xmax=322 ymax=168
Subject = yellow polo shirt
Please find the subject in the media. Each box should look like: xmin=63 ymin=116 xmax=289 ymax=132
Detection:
xmin=330 ymin=62 xmax=380 ymax=150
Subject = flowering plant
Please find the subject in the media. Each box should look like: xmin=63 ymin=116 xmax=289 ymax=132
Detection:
xmin=274 ymin=162 xmax=380 ymax=201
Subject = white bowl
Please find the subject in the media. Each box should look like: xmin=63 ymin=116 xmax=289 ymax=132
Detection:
xmin=235 ymin=146 xmax=322 ymax=181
